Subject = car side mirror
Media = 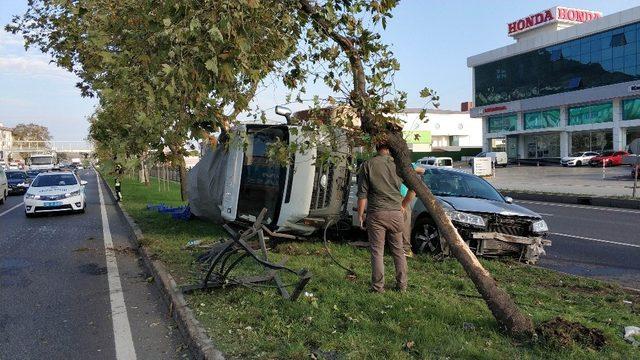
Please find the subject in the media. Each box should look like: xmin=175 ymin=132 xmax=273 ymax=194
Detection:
xmin=504 ymin=196 xmax=513 ymax=204
xmin=275 ymin=105 xmax=292 ymax=123
xmin=81 ymin=180 xmax=88 ymax=186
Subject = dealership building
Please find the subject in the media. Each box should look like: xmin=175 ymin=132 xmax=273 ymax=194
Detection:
xmin=468 ymin=6 xmax=640 ymax=161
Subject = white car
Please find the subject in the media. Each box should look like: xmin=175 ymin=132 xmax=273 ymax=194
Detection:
xmin=24 ymin=171 xmax=87 ymax=217
xmin=0 ymin=166 xmax=8 ymax=204
xmin=561 ymin=151 xmax=599 ymax=167
xmin=416 ymin=157 xmax=453 ymax=168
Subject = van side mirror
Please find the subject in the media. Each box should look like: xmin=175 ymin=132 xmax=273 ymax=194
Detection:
xmin=275 ymin=105 xmax=292 ymax=122
xmin=81 ymin=180 xmax=88 ymax=186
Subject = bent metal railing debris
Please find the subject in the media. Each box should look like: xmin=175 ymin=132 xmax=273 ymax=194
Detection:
xmin=182 ymin=208 xmax=312 ymax=301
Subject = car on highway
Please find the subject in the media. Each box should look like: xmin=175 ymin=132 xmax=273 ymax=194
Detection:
xmin=6 ymin=170 xmax=31 ymax=195
xmin=560 ymin=151 xmax=600 ymax=167
xmin=23 ymin=171 xmax=87 ymax=217
xmin=589 ymin=150 xmax=629 ymax=167
xmin=410 ymin=167 xmax=550 ymax=263
xmin=0 ymin=166 xmax=7 ymax=204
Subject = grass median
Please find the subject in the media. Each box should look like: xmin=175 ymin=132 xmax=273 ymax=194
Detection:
xmin=101 ymin=169 xmax=640 ymax=359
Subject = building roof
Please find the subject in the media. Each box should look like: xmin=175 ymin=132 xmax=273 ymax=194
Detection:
xmin=401 ymin=108 xmax=469 ymax=115
xmin=468 ymin=5 xmax=640 ymax=67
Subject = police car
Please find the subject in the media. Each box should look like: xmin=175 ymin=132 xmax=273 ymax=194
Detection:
xmin=24 ymin=171 xmax=87 ymax=217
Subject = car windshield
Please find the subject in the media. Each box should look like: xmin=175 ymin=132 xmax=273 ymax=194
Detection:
xmin=422 ymin=168 xmax=504 ymax=202
xmin=570 ymin=152 xmax=585 ymax=157
xmin=31 ymin=174 xmax=77 ymax=187
xmin=7 ymin=172 xmax=27 ymax=179
xmin=27 ymin=171 xmax=41 ymax=177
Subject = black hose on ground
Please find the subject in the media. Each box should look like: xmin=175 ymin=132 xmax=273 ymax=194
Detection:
xmin=323 ymin=219 xmax=357 ymax=276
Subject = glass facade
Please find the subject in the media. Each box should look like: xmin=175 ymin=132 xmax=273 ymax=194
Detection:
xmin=524 ymin=109 xmax=560 ymax=130
xmin=568 ymin=102 xmax=613 ymax=125
xmin=490 ymin=138 xmax=506 ymax=152
xmin=628 ymin=127 xmax=640 ymax=148
xmin=488 ymin=113 xmax=517 ymax=133
xmin=524 ymin=133 xmax=560 ymax=158
xmin=570 ymin=130 xmax=613 ymax=153
xmin=623 ymin=98 xmax=640 ymax=120
xmin=475 ymin=22 xmax=640 ymax=106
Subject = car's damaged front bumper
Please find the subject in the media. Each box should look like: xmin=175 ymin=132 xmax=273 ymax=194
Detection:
xmin=471 ymin=232 xmax=551 ymax=264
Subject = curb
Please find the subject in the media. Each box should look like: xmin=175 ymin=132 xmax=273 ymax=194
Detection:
xmin=501 ymin=190 xmax=640 ymax=210
xmin=97 ymin=171 xmax=225 ymax=360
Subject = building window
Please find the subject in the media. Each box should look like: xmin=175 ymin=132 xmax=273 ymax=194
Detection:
xmin=524 ymin=109 xmax=560 ymax=130
xmin=488 ymin=114 xmax=517 ymax=133
xmin=474 ymin=22 xmax=640 ymax=106
xmin=623 ymin=98 xmax=640 ymax=120
xmin=568 ymin=102 xmax=613 ymax=125
xmin=611 ymin=33 xmax=627 ymax=47
xmin=571 ymin=130 xmax=613 ymax=153
xmin=523 ymin=133 xmax=560 ymax=159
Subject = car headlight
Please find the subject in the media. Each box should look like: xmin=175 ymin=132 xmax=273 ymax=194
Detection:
xmin=531 ymin=219 xmax=548 ymax=233
xmin=65 ymin=190 xmax=81 ymax=198
xmin=25 ymin=193 xmax=40 ymax=199
xmin=444 ymin=209 xmax=486 ymax=227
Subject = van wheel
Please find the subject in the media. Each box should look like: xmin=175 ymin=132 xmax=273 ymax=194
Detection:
xmin=411 ymin=216 xmax=442 ymax=254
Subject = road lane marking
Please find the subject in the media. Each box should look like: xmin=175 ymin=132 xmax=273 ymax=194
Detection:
xmin=517 ymin=200 xmax=640 ymax=214
xmin=96 ymin=171 xmax=137 ymax=360
xmin=0 ymin=202 xmax=23 ymax=217
xmin=537 ymin=212 xmax=554 ymax=216
xmin=551 ymin=232 xmax=640 ymax=249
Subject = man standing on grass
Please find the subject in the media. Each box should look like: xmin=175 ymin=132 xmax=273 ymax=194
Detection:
xmin=357 ymin=143 xmax=408 ymax=293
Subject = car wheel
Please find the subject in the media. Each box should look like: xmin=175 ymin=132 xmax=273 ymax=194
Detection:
xmin=0 ymin=190 xmax=5 ymax=204
xmin=576 ymin=161 xmax=582 ymax=166
xmin=25 ymin=212 xmax=34 ymax=218
xmin=411 ymin=216 xmax=442 ymax=254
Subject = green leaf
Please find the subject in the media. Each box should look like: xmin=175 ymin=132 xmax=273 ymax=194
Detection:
xmin=208 ymin=25 xmax=223 ymax=42
xmin=205 ymin=58 xmax=218 ymax=75
xmin=161 ymin=64 xmax=172 ymax=75
xmin=163 ymin=18 xmax=171 ymax=27
xmin=189 ymin=17 xmax=201 ymax=32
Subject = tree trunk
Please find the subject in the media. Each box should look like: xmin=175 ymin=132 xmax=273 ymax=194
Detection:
xmin=385 ymin=132 xmax=534 ymax=337
xmin=178 ymin=160 xmax=187 ymax=201
xmin=296 ymin=0 xmax=534 ymax=338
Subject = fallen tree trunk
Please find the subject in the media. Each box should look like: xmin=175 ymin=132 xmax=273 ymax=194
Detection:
xmin=297 ymin=0 xmax=534 ymax=338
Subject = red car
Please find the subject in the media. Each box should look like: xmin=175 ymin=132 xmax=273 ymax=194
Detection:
xmin=589 ymin=150 xmax=629 ymax=167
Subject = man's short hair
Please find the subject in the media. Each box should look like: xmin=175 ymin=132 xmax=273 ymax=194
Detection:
xmin=375 ymin=143 xmax=389 ymax=151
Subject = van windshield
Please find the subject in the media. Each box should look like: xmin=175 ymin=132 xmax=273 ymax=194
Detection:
xmin=31 ymin=157 xmax=53 ymax=165
xmin=236 ymin=127 xmax=287 ymax=225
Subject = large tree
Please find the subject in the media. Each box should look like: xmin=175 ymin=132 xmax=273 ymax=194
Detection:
xmin=7 ymin=0 xmax=302 ymax=199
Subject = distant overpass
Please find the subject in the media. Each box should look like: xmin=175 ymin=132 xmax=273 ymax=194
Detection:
xmin=6 ymin=141 xmax=94 ymax=154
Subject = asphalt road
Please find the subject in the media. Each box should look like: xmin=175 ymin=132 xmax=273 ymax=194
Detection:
xmin=0 ymin=169 xmax=189 ymax=360
xmin=516 ymin=200 xmax=640 ymax=289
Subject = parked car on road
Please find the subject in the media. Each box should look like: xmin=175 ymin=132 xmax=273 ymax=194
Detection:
xmin=561 ymin=151 xmax=600 ymax=167
xmin=589 ymin=151 xmax=629 ymax=167
xmin=6 ymin=170 xmax=31 ymax=195
xmin=0 ymin=166 xmax=7 ymax=204
xmin=416 ymin=156 xmax=453 ymax=168
xmin=410 ymin=167 xmax=550 ymax=263
xmin=469 ymin=152 xmax=508 ymax=167
xmin=24 ymin=171 xmax=87 ymax=217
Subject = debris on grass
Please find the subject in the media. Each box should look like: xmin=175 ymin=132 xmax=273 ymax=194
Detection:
xmin=536 ymin=317 xmax=606 ymax=350
xmin=623 ymin=326 xmax=640 ymax=346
